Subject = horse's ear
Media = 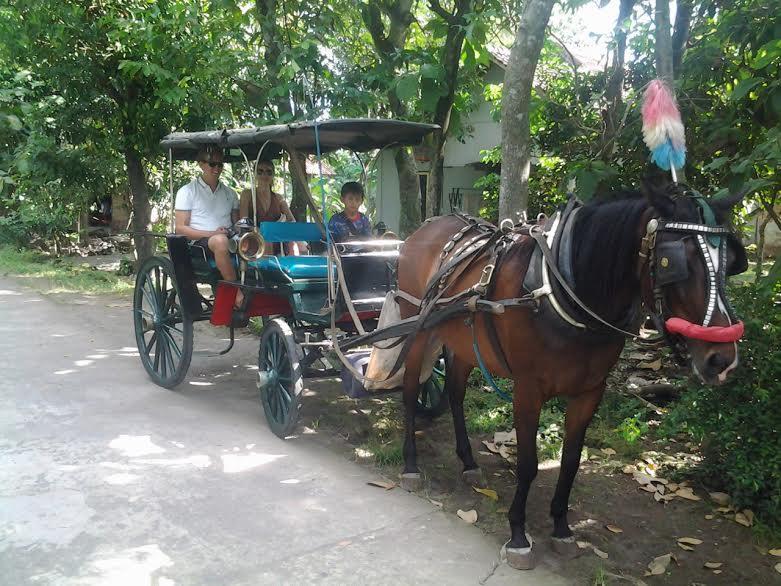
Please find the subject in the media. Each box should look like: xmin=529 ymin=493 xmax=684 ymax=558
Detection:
xmin=710 ymin=187 xmax=749 ymax=223
xmin=642 ymin=180 xmax=675 ymax=217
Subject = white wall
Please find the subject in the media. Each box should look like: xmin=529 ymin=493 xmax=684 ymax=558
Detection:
xmin=443 ymin=64 xmax=502 ymax=167
xmin=375 ymin=149 xmax=402 ymax=233
xmin=374 ymin=63 xmax=503 ymax=228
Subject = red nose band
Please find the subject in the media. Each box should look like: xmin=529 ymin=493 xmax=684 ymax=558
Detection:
xmin=665 ymin=317 xmax=744 ymax=343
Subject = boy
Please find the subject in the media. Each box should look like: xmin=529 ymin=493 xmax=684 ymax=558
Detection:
xmin=327 ymin=181 xmax=371 ymax=242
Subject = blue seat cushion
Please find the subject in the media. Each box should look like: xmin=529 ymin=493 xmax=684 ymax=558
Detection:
xmin=251 ymin=255 xmax=329 ymax=278
xmin=206 ymin=255 xmax=329 ymax=279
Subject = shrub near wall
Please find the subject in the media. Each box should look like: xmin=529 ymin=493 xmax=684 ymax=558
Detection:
xmin=664 ymin=283 xmax=781 ymax=529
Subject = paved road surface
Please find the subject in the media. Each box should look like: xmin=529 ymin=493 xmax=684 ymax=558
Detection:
xmin=0 ymin=277 xmax=570 ymax=585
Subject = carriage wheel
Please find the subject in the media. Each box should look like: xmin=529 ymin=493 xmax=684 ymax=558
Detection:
xmin=416 ymin=355 xmax=449 ymax=419
xmin=133 ymin=256 xmax=193 ymax=389
xmin=257 ymin=319 xmax=304 ymax=438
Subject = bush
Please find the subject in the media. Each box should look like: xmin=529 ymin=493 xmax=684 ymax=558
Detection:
xmin=663 ymin=283 xmax=781 ymax=529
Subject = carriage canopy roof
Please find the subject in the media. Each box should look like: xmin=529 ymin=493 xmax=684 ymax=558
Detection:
xmin=160 ymin=118 xmax=439 ymax=162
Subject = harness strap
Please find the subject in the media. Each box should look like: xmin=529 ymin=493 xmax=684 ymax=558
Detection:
xmin=470 ymin=317 xmax=513 ymax=403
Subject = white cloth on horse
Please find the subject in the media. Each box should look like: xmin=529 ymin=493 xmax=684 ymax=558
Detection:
xmin=365 ymin=291 xmax=441 ymax=390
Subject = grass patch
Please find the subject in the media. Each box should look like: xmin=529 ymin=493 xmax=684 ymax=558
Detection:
xmin=0 ymin=246 xmax=132 ymax=294
xmin=356 ymin=438 xmax=403 ymax=467
xmin=463 ymin=371 xmax=514 ymax=434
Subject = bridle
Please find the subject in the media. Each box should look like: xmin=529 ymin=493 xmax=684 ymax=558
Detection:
xmin=638 ymin=202 xmax=745 ymax=363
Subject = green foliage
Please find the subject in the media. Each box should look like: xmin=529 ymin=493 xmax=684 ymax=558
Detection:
xmin=663 ymin=284 xmax=781 ymax=529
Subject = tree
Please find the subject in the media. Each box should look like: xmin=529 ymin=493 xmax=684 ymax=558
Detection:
xmin=498 ymin=0 xmax=555 ymax=221
xmin=361 ymin=0 xmax=422 ymax=235
xmin=0 ymin=0 xmax=239 ymax=261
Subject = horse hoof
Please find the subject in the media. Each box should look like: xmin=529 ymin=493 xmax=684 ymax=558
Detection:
xmin=462 ymin=467 xmax=486 ymax=487
xmin=501 ymin=536 xmax=536 ymax=571
xmin=400 ymin=472 xmax=423 ymax=492
xmin=551 ymin=535 xmax=580 ymax=558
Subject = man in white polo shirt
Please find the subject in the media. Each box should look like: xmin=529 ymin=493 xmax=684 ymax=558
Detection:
xmin=174 ymin=146 xmax=243 ymax=303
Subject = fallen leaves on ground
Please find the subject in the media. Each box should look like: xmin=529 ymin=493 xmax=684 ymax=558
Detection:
xmin=493 ymin=429 xmax=516 ymax=445
xmin=576 ymin=540 xmax=608 ymax=559
xmin=704 ymin=562 xmax=723 ymax=569
xmin=473 ymin=487 xmax=498 ymax=501
xmin=775 ymin=562 xmax=781 ymax=574
xmin=638 ymin=358 xmax=663 ymax=371
xmin=734 ymin=510 xmax=754 ymax=527
xmin=645 ymin=553 xmax=672 ymax=576
xmin=601 ymin=447 xmax=617 ymax=456
xmin=605 ymin=524 xmax=623 ymax=534
xmin=482 ymin=440 xmax=500 ymax=454
xmin=708 ymin=491 xmax=731 ymax=506
xmin=429 ymin=499 xmax=443 ymax=508
xmin=677 ymin=537 xmax=703 ymax=546
xmin=768 ymin=548 xmax=781 ymax=557
xmin=367 ymin=480 xmax=395 ymax=490
xmin=457 ymin=509 xmax=478 ymax=523
xmin=674 ymin=487 xmax=701 ymax=501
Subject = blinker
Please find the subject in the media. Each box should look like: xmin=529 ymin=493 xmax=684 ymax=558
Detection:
xmin=655 ymin=240 xmax=689 ymax=286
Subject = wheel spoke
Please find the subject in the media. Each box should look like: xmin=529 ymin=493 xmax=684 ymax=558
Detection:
xmin=160 ymin=326 xmax=182 ymax=360
xmin=158 ymin=329 xmax=169 ymax=378
xmin=141 ymin=276 xmax=159 ymax=314
xmin=277 ymin=382 xmax=291 ymax=404
xmin=144 ymin=331 xmax=158 ymax=356
xmin=153 ymin=335 xmax=161 ymax=372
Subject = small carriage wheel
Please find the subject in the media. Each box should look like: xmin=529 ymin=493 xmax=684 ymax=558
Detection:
xmin=257 ymin=319 xmax=304 ymax=438
xmin=416 ymin=355 xmax=449 ymax=419
xmin=133 ymin=256 xmax=193 ymax=389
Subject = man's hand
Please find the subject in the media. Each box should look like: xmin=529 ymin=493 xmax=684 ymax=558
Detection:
xmin=215 ymin=226 xmax=229 ymax=235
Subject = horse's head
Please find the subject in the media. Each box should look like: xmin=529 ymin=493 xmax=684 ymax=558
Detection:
xmin=641 ymin=182 xmax=748 ymax=385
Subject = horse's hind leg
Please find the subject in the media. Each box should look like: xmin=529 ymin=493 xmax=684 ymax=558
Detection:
xmin=399 ymin=334 xmax=428 ymax=491
xmin=505 ymin=382 xmax=543 ymax=570
xmin=446 ymin=350 xmax=483 ymax=486
xmin=549 ymin=384 xmax=605 ymax=553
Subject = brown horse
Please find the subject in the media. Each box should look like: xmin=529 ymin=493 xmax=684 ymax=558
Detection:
xmin=395 ymin=181 xmax=747 ymax=569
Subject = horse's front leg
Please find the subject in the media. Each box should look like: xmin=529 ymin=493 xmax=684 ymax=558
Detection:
xmin=445 ymin=350 xmax=484 ymax=486
xmin=549 ymin=384 xmax=605 ymax=552
xmin=399 ymin=335 xmax=427 ymax=492
xmin=505 ymin=383 xmax=543 ymax=570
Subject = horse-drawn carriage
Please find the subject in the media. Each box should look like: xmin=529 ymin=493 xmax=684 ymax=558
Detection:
xmin=134 ymin=96 xmax=751 ymax=570
xmin=133 ymin=119 xmax=446 ymax=438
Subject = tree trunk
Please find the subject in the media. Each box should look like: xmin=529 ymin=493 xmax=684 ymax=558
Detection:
xmin=424 ymin=0 xmax=470 ymax=219
xmin=672 ymin=0 xmax=694 ymax=77
xmin=395 ymin=147 xmax=421 ymax=236
xmin=756 ymin=213 xmax=771 ymax=282
xmin=111 ymin=190 xmax=132 ymax=233
xmin=601 ymin=0 xmax=636 ymax=158
xmin=654 ymin=0 xmax=674 ymax=82
xmin=426 ymin=131 xmax=446 ymax=218
xmin=288 ymin=153 xmax=309 ymax=221
xmin=125 ymin=147 xmax=154 ymax=262
xmin=498 ymin=0 xmax=555 ymax=222
xmin=362 ymin=1 xmax=422 ymax=232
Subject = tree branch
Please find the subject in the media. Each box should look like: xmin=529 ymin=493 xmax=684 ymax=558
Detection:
xmin=428 ymin=0 xmax=456 ymax=24
xmin=672 ymin=0 xmax=694 ymax=77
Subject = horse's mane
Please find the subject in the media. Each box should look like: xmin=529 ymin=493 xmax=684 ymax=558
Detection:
xmin=572 ymin=192 xmax=650 ymax=319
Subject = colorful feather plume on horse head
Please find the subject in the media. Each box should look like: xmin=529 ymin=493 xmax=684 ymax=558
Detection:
xmin=641 ymin=79 xmax=686 ymax=173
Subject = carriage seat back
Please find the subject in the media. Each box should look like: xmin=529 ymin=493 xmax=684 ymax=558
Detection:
xmin=259 ymin=221 xmax=323 ymax=243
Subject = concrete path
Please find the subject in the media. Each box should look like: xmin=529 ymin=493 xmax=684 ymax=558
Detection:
xmin=0 ymin=277 xmax=570 ymax=585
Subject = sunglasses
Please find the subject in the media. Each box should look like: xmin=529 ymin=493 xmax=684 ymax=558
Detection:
xmin=257 ymin=169 xmax=274 ymax=176
xmin=200 ymin=160 xmax=224 ymax=168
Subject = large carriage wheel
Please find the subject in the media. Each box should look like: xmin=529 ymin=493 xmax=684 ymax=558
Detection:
xmin=257 ymin=319 xmax=304 ymax=438
xmin=416 ymin=354 xmax=449 ymax=418
xmin=133 ymin=256 xmax=193 ymax=389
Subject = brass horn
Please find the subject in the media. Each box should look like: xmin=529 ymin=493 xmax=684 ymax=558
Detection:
xmin=235 ymin=231 xmax=265 ymax=260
